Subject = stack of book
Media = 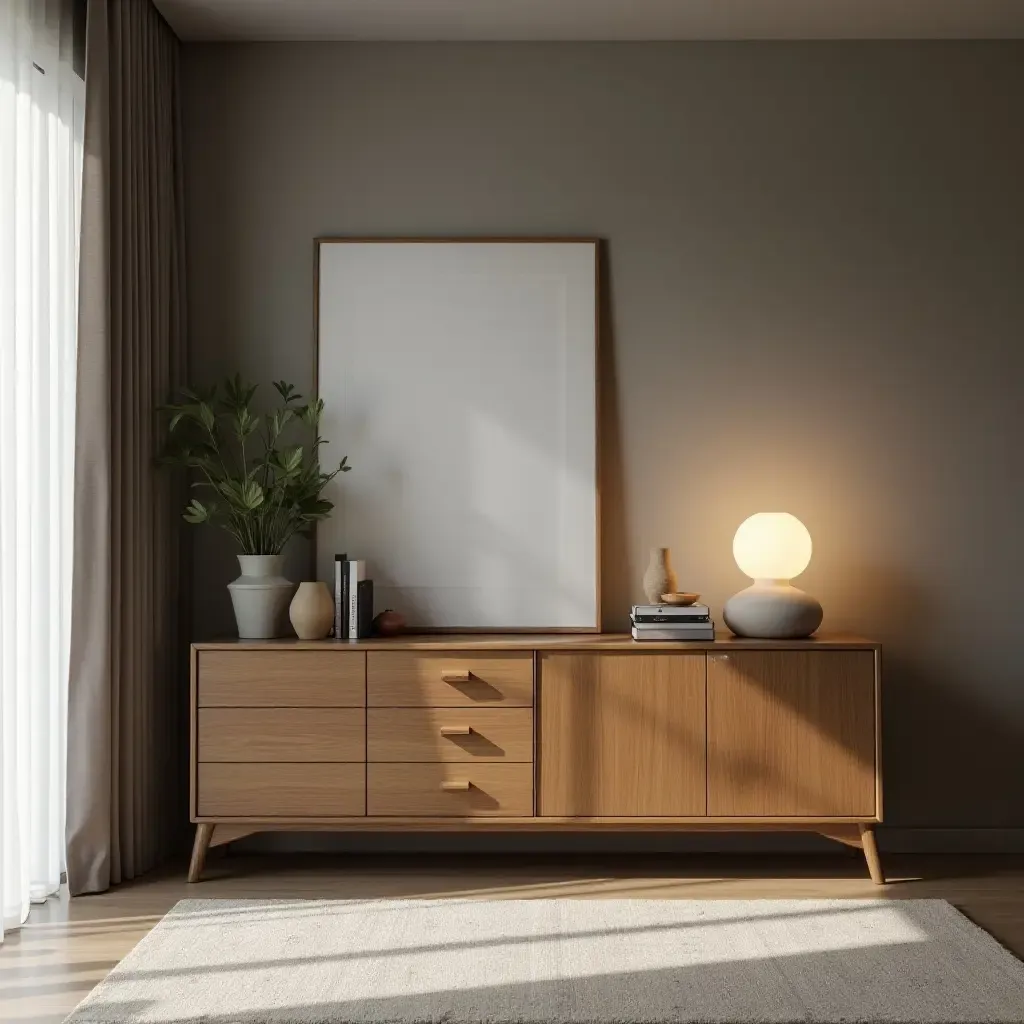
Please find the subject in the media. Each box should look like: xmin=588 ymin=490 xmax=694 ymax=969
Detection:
xmin=631 ymin=603 xmax=715 ymax=641
xmin=333 ymin=553 xmax=374 ymax=640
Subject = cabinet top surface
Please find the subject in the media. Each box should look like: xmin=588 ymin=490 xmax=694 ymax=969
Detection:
xmin=193 ymin=632 xmax=879 ymax=652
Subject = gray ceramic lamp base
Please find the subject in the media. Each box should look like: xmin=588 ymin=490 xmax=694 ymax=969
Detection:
xmin=723 ymin=581 xmax=823 ymax=639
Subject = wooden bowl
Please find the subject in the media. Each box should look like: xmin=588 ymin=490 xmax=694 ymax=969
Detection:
xmin=660 ymin=592 xmax=700 ymax=606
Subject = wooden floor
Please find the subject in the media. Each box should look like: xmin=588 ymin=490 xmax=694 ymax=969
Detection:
xmin=3 ymin=852 xmax=1024 ymax=1024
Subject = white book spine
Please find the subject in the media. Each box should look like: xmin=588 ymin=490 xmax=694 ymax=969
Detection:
xmin=347 ymin=560 xmax=365 ymax=639
xmin=632 ymin=605 xmax=710 ymax=616
xmin=631 ymin=626 xmax=715 ymax=641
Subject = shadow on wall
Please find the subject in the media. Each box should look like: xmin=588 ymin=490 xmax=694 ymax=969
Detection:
xmin=598 ymin=242 xmax=630 ymax=632
xmin=834 ymin=563 xmax=1024 ymax=830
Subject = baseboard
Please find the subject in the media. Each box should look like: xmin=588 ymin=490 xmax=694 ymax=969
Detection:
xmin=235 ymin=827 xmax=1024 ymax=856
xmin=881 ymin=828 xmax=1024 ymax=853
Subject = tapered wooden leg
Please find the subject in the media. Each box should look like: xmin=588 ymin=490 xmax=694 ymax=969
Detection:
xmin=859 ymin=824 xmax=885 ymax=885
xmin=188 ymin=824 xmax=214 ymax=883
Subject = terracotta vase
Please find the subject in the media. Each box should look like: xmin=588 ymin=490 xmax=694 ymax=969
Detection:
xmin=642 ymin=547 xmax=678 ymax=604
xmin=288 ymin=581 xmax=335 ymax=640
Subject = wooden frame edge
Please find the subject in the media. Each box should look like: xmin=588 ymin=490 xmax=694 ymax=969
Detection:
xmin=190 ymin=816 xmax=879 ymax=829
xmin=875 ymin=646 xmax=884 ymax=823
xmin=190 ymin=636 xmax=882 ymax=652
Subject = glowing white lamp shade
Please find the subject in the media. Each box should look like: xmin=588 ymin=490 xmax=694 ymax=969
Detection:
xmin=723 ymin=513 xmax=823 ymax=639
xmin=733 ymin=512 xmax=812 ymax=582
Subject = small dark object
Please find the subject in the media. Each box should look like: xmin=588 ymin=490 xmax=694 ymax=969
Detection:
xmin=373 ymin=609 xmax=405 ymax=637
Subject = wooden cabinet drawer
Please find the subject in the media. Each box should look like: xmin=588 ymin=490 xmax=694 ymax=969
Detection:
xmin=367 ymin=763 xmax=533 ymax=816
xmin=367 ymin=652 xmax=533 ymax=707
xmin=197 ymin=763 xmax=365 ymax=817
xmin=198 ymin=708 xmax=365 ymax=762
xmin=197 ymin=651 xmax=365 ymax=707
xmin=367 ymin=708 xmax=533 ymax=762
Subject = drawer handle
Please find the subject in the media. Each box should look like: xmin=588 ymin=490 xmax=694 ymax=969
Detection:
xmin=440 ymin=726 xmax=473 ymax=737
xmin=442 ymin=670 xmax=471 ymax=684
xmin=440 ymin=780 xmax=472 ymax=792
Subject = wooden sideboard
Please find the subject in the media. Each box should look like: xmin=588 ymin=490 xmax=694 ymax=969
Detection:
xmin=189 ymin=634 xmax=883 ymax=882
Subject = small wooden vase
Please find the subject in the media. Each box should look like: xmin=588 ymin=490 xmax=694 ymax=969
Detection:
xmin=642 ymin=547 xmax=678 ymax=604
xmin=289 ymin=581 xmax=334 ymax=640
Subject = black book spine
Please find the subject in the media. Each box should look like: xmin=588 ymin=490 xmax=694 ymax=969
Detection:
xmin=339 ymin=557 xmax=350 ymax=640
xmin=633 ymin=613 xmax=711 ymax=624
xmin=333 ymin=553 xmax=347 ymax=639
xmin=354 ymin=579 xmax=373 ymax=640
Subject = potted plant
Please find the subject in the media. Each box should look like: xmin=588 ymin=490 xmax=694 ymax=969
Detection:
xmin=161 ymin=376 xmax=350 ymax=638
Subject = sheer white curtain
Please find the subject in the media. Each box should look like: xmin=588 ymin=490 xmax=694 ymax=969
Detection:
xmin=0 ymin=0 xmax=84 ymax=941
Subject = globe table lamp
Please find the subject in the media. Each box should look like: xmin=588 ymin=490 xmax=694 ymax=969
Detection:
xmin=723 ymin=512 xmax=823 ymax=639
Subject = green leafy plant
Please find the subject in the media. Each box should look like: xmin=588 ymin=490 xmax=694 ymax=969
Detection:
xmin=160 ymin=375 xmax=350 ymax=554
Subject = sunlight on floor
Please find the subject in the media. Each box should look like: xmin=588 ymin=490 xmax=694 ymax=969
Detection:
xmin=1 ymin=855 xmax=1020 ymax=1024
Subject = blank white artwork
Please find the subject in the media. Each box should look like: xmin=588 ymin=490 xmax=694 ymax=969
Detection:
xmin=316 ymin=240 xmax=598 ymax=629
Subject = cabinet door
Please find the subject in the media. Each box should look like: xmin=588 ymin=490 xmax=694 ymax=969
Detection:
xmin=707 ymin=651 xmax=876 ymax=817
xmin=538 ymin=654 xmax=706 ymax=816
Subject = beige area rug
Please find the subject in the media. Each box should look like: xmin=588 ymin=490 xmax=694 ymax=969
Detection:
xmin=64 ymin=898 xmax=1024 ymax=1023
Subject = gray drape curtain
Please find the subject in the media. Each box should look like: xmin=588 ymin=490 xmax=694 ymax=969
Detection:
xmin=67 ymin=0 xmax=188 ymax=895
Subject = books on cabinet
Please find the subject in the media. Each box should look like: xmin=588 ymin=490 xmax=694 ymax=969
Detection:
xmin=630 ymin=603 xmax=715 ymax=641
xmin=333 ymin=554 xmax=373 ymax=640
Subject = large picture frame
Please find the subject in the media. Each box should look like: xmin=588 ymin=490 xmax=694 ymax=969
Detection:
xmin=315 ymin=237 xmax=600 ymax=632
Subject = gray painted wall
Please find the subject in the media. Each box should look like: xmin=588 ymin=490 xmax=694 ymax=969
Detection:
xmin=181 ymin=42 xmax=1024 ymax=833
